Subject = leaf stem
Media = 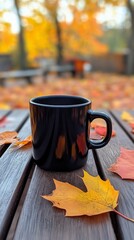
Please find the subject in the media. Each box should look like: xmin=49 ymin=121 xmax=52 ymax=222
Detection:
xmin=113 ymin=209 xmax=134 ymax=223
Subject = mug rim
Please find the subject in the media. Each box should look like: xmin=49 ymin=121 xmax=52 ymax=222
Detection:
xmin=30 ymin=95 xmax=91 ymax=108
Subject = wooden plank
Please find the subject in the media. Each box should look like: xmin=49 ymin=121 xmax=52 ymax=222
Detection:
xmin=0 ymin=109 xmax=29 ymax=133
xmin=94 ymin=110 xmax=134 ymax=240
xmin=14 ymin=152 xmax=116 ymax=240
xmin=0 ymin=117 xmax=33 ymax=240
xmin=110 ymin=110 xmax=134 ymax=142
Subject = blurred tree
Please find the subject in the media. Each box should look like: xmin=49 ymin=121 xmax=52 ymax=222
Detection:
xmin=43 ymin=0 xmax=63 ymax=65
xmin=24 ymin=12 xmax=56 ymax=65
xmin=62 ymin=1 xmax=108 ymax=58
xmin=13 ymin=0 xmax=28 ymax=69
xmin=0 ymin=21 xmax=16 ymax=54
xmin=42 ymin=0 xmax=107 ymax=61
xmin=20 ymin=0 xmax=108 ymax=64
xmin=101 ymin=28 xmax=129 ymax=52
xmin=101 ymin=0 xmax=134 ymax=74
xmin=0 ymin=0 xmax=108 ymax=67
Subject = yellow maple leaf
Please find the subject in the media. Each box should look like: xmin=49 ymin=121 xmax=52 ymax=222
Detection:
xmin=42 ymin=171 xmax=134 ymax=222
xmin=42 ymin=171 xmax=119 ymax=216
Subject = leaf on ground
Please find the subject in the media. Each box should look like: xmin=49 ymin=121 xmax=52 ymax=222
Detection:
xmin=109 ymin=148 xmax=134 ymax=180
xmin=0 ymin=131 xmax=18 ymax=145
xmin=13 ymin=135 xmax=32 ymax=149
xmin=42 ymin=171 xmax=134 ymax=222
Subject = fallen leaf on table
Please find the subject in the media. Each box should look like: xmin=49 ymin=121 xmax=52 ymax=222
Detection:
xmin=0 ymin=131 xmax=18 ymax=145
xmin=109 ymin=148 xmax=134 ymax=180
xmin=13 ymin=135 xmax=32 ymax=149
xmin=42 ymin=171 xmax=134 ymax=222
xmin=95 ymin=125 xmax=116 ymax=137
xmin=121 ymin=111 xmax=134 ymax=122
xmin=90 ymin=121 xmax=116 ymax=139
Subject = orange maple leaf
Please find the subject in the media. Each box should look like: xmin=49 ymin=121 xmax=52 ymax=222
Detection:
xmin=13 ymin=135 xmax=32 ymax=149
xmin=0 ymin=131 xmax=18 ymax=145
xmin=42 ymin=171 xmax=134 ymax=222
xmin=109 ymin=148 xmax=134 ymax=180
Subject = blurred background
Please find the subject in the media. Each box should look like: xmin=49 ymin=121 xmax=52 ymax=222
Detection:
xmin=0 ymin=0 xmax=134 ymax=110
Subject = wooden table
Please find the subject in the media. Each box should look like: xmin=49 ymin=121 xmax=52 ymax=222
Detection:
xmin=0 ymin=109 xmax=133 ymax=240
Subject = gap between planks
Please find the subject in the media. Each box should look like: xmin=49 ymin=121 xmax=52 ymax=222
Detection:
xmin=109 ymin=110 xmax=134 ymax=143
xmin=6 ymin=164 xmax=35 ymax=240
xmin=92 ymin=149 xmax=122 ymax=240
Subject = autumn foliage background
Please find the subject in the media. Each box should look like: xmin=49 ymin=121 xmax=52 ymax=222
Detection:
xmin=0 ymin=0 xmax=134 ymax=110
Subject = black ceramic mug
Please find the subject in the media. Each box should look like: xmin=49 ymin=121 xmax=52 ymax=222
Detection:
xmin=30 ymin=95 xmax=112 ymax=171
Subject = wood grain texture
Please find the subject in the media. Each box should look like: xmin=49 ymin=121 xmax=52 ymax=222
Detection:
xmin=0 ymin=116 xmax=33 ymax=240
xmin=94 ymin=110 xmax=134 ymax=240
xmin=14 ymin=151 xmax=116 ymax=240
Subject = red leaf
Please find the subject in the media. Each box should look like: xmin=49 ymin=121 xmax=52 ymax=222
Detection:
xmin=95 ymin=125 xmax=116 ymax=137
xmin=109 ymin=148 xmax=134 ymax=179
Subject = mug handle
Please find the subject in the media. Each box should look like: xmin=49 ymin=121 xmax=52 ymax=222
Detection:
xmin=86 ymin=110 xmax=112 ymax=149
